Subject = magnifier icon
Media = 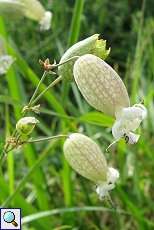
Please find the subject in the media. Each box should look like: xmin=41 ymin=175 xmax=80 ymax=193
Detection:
xmin=3 ymin=211 xmax=18 ymax=227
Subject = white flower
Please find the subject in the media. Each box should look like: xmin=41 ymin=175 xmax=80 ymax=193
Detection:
xmin=96 ymin=167 xmax=119 ymax=198
xmin=112 ymin=104 xmax=147 ymax=144
xmin=63 ymin=133 xmax=119 ymax=199
xmin=73 ymin=54 xmax=147 ymax=144
xmin=39 ymin=11 xmax=52 ymax=31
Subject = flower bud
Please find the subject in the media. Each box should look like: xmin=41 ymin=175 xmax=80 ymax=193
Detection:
xmin=63 ymin=133 xmax=119 ymax=198
xmin=58 ymin=34 xmax=110 ymax=80
xmin=16 ymin=117 xmax=39 ymax=135
xmin=73 ymin=54 xmax=130 ymax=117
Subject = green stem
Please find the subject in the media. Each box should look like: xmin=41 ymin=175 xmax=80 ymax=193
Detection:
xmin=57 ymin=56 xmax=80 ymax=67
xmin=31 ymin=75 xmax=62 ymax=106
xmin=28 ymin=71 xmax=47 ymax=106
xmin=24 ymin=134 xmax=68 ymax=144
xmin=30 ymin=56 xmax=79 ymax=106
xmin=0 ymin=150 xmax=6 ymax=167
xmin=68 ymin=0 xmax=85 ymax=46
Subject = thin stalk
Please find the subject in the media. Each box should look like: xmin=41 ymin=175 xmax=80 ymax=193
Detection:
xmin=30 ymin=56 xmax=79 ymax=106
xmin=31 ymin=75 xmax=62 ymax=106
xmin=28 ymin=71 xmax=47 ymax=106
xmin=57 ymin=56 xmax=80 ymax=67
xmin=24 ymin=134 xmax=68 ymax=144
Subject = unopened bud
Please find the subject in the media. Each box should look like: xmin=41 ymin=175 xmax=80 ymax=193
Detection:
xmin=58 ymin=34 xmax=110 ymax=80
xmin=16 ymin=117 xmax=39 ymax=135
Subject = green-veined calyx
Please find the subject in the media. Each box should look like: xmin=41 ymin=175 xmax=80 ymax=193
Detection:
xmin=58 ymin=34 xmax=110 ymax=80
xmin=73 ymin=54 xmax=147 ymax=144
xmin=63 ymin=133 xmax=119 ymax=199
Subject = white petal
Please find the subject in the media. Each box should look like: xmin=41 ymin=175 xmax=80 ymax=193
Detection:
xmin=134 ymin=104 xmax=147 ymax=119
xmin=96 ymin=167 xmax=119 ymax=199
xmin=112 ymin=103 xmax=147 ymax=141
xmin=112 ymin=119 xmax=124 ymax=139
xmin=126 ymin=132 xmax=140 ymax=144
xmin=96 ymin=183 xmax=111 ymax=198
xmin=107 ymin=167 xmax=119 ymax=184
xmin=39 ymin=11 xmax=52 ymax=31
xmin=117 ymin=104 xmax=147 ymax=120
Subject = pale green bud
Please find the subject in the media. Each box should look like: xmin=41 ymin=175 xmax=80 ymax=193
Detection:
xmin=16 ymin=117 xmax=39 ymax=135
xmin=58 ymin=34 xmax=110 ymax=80
xmin=63 ymin=133 xmax=119 ymax=198
xmin=73 ymin=54 xmax=130 ymax=117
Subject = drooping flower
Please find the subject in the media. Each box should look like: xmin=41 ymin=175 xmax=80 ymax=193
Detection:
xmin=63 ymin=133 xmax=119 ymax=199
xmin=16 ymin=117 xmax=39 ymax=135
xmin=0 ymin=0 xmax=52 ymax=31
xmin=73 ymin=54 xmax=147 ymax=144
xmin=58 ymin=34 xmax=110 ymax=80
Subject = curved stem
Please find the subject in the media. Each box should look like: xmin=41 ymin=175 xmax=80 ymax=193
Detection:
xmin=57 ymin=56 xmax=80 ymax=66
xmin=24 ymin=134 xmax=68 ymax=144
xmin=31 ymin=56 xmax=80 ymax=106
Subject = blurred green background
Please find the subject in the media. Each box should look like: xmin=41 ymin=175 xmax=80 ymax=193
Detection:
xmin=0 ymin=0 xmax=154 ymax=229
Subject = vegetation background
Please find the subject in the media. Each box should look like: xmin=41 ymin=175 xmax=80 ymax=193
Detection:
xmin=0 ymin=0 xmax=154 ymax=229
